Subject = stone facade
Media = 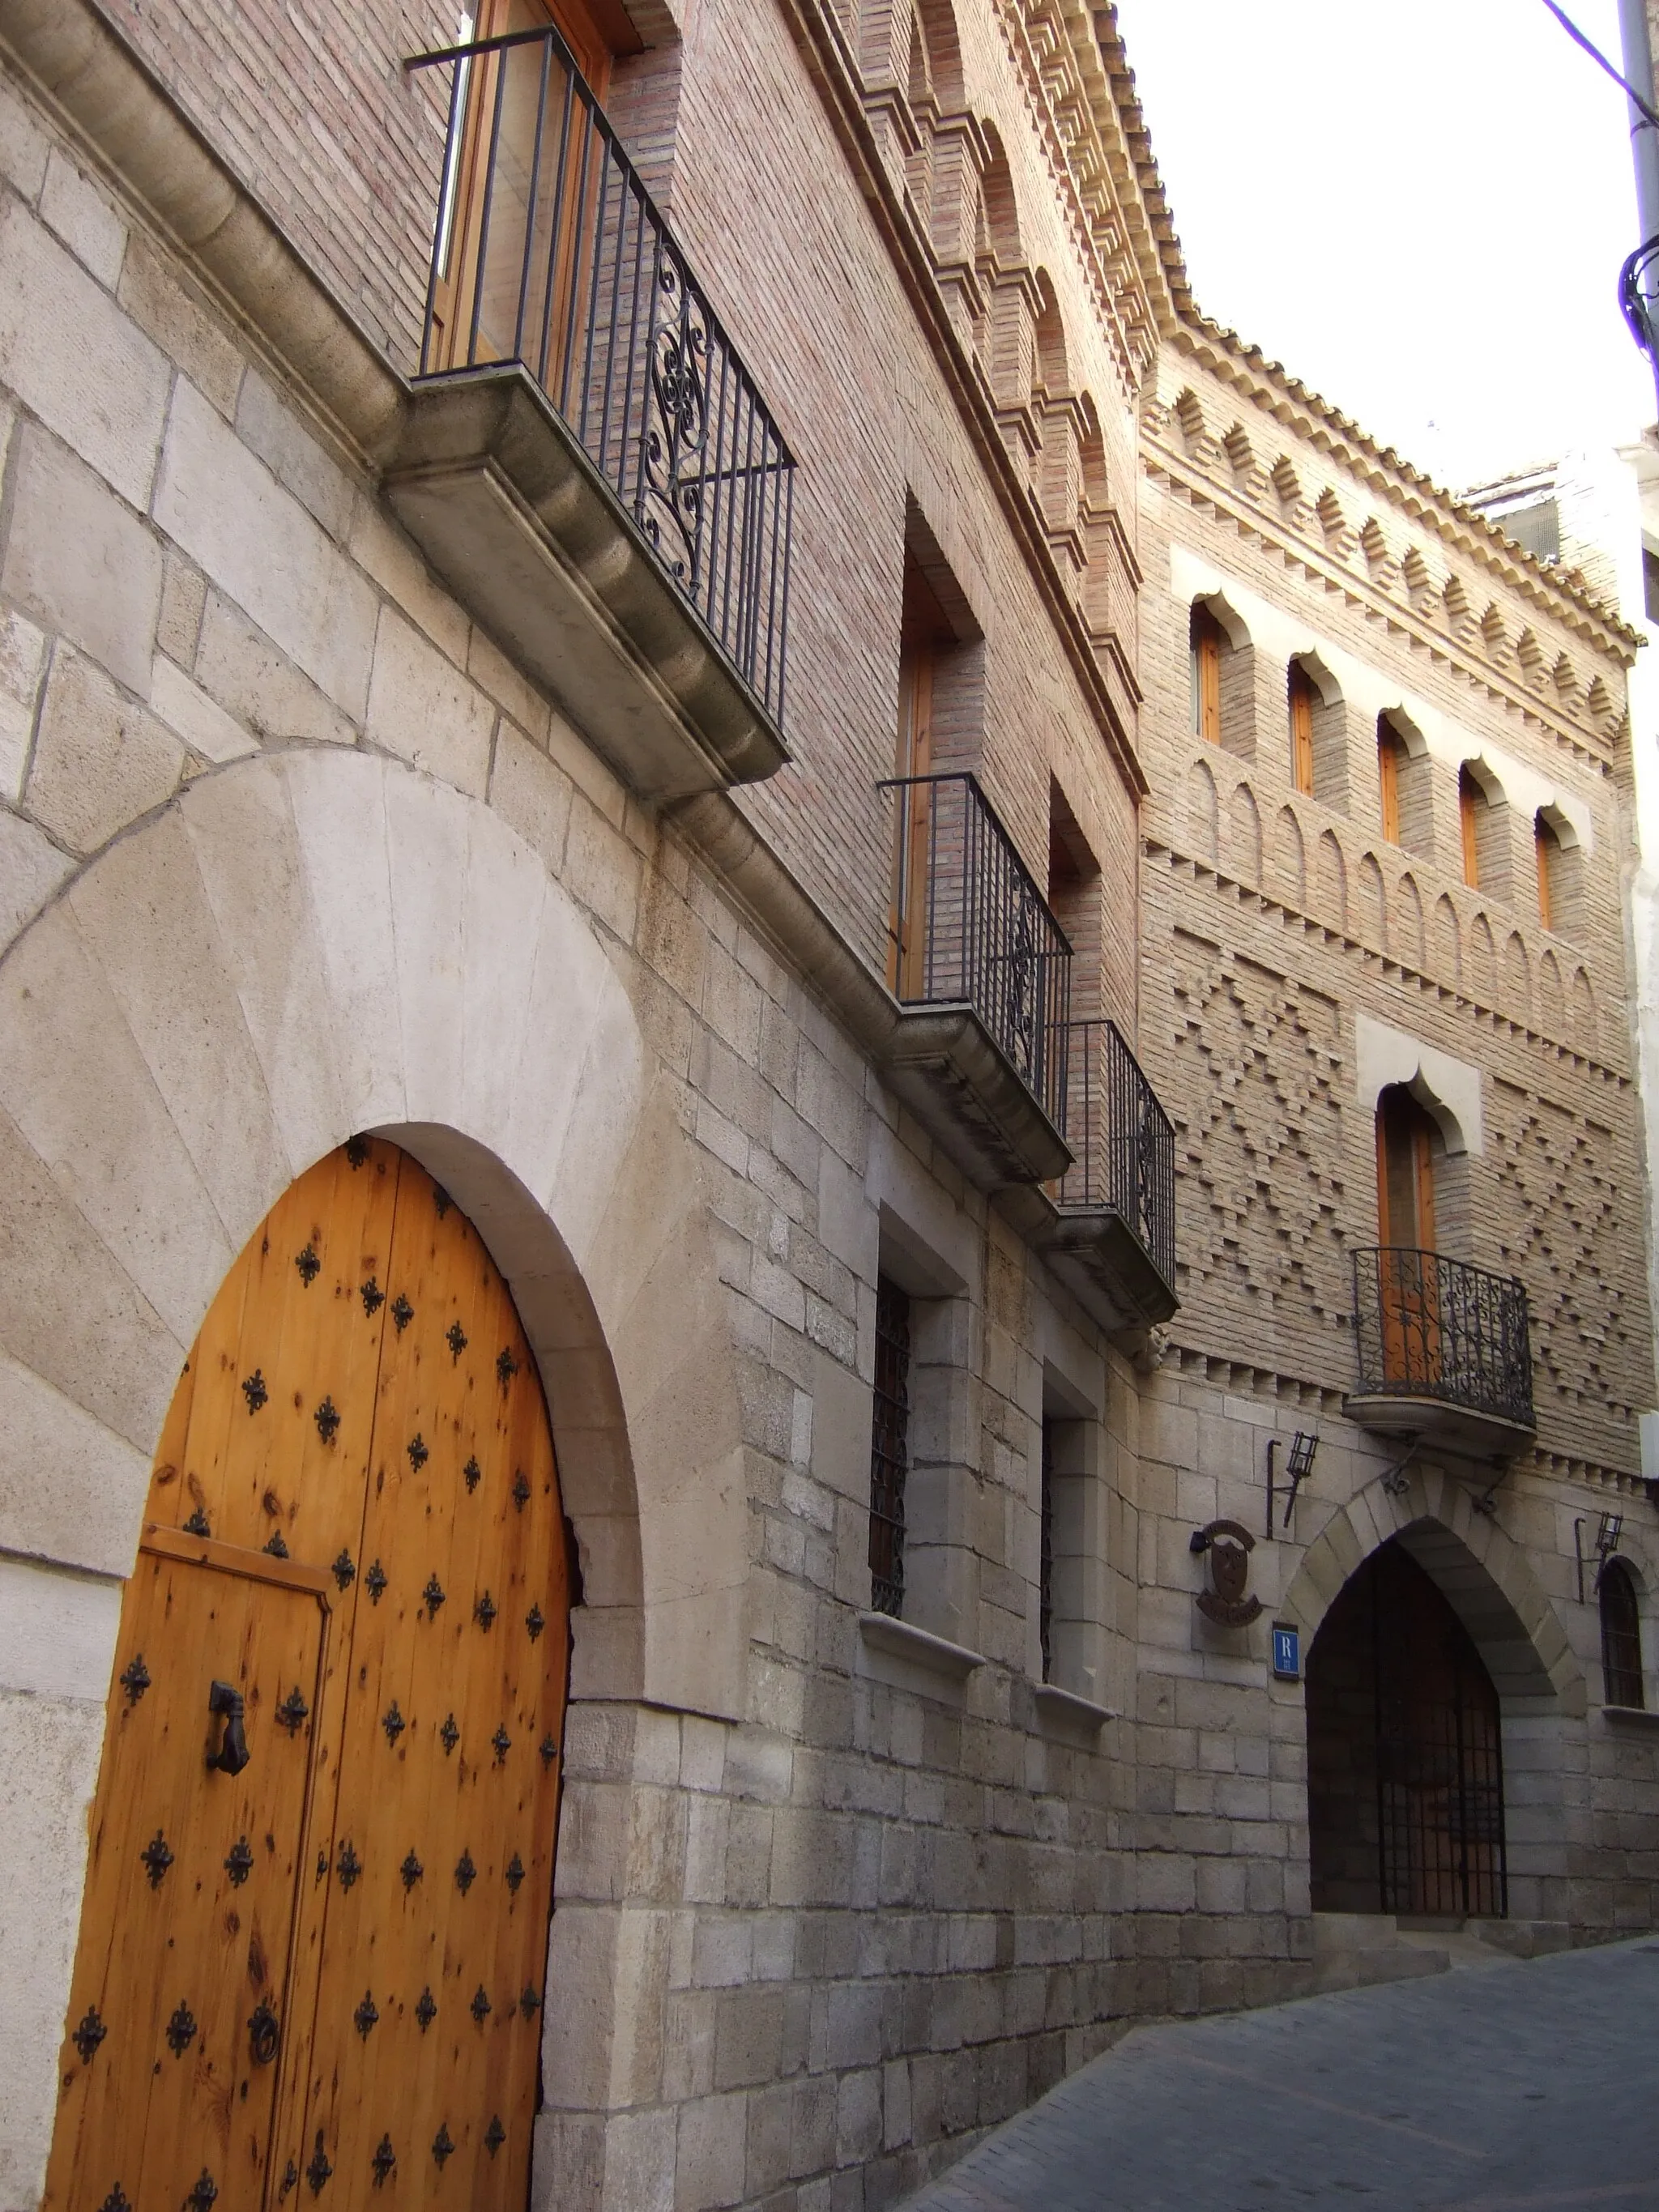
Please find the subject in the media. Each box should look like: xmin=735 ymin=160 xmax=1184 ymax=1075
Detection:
xmin=0 ymin=4 xmax=1653 ymax=2212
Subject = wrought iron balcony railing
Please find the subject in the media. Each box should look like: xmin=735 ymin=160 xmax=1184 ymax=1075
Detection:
xmin=410 ymin=23 xmax=794 ymax=726
xmin=880 ymin=773 xmax=1071 ymax=1130
xmin=1054 ymin=1019 xmax=1175 ymax=1289
xmin=1351 ymin=1248 xmax=1533 ymax=1430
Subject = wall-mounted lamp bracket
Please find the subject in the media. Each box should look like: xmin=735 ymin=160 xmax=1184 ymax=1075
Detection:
xmin=1266 ymin=1430 xmax=1319 ymax=1537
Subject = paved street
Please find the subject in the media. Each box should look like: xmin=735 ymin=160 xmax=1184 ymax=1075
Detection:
xmin=900 ymin=1939 xmax=1659 ymax=2211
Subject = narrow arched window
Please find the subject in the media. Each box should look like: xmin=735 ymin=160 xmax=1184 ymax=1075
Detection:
xmin=1288 ymin=663 xmax=1316 ymax=795
xmin=1190 ymin=605 xmax=1223 ymax=744
xmin=1601 ymin=1558 xmax=1644 ymax=1709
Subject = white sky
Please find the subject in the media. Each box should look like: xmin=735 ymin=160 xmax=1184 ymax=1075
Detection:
xmin=1109 ymin=0 xmax=1657 ymax=492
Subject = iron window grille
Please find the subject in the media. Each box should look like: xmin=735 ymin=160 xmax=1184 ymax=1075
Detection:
xmin=1038 ymin=1417 xmax=1055 ymax=1682
xmin=869 ymin=1276 xmax=911 ymax=1618
xmin=408 ymin=23 xmax=795 ymax=728
xmin=1600 ymin=1558 xmax=1644 ymax=1709
xmin=1053 ymin=1018 xmax=1175 ymax=1289
xmin=1350 ymin=1248 xmax=1533 ymax=1430
xmin=880 ymin=773 xmax=1071 ymax=1129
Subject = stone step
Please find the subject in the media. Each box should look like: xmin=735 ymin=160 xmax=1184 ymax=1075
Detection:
xmin=1310 ymin=1911 xmax=1451 ymax=1994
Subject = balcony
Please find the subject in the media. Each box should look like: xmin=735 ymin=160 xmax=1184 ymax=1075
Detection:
xmin=387 ymin=24 xmax=793 ymax=799
xmin=1030 ymin=1020 xmax=1179 ymax=1340
xmin=1347 ymin=1248 xmax=1536 ymax=1458
xmin=875 ymin=774 xmax=1072 ymax=1187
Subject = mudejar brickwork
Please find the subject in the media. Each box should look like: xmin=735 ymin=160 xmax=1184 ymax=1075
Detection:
xmin=0 ymin=2 xmax=1652 ymax=2208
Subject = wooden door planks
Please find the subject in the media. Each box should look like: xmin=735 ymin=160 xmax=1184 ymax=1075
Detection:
xmin=45 ymin=1139 xmax=571 ymax=2210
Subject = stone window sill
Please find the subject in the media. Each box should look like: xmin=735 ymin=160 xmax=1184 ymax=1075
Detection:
xmin=1601 ymin=1703 xmax=1659 ymax=1731
xmin=857 ymin=1612 xmax=985 ymax=1700
xmin=1031 ymin=1681 xmax=1117 ymax=1741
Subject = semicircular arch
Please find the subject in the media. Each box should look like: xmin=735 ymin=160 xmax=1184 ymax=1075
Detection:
xmin=0 ymin=745 xmax=747 ymax=1723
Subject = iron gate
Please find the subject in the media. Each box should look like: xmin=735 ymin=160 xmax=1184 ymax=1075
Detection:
xmin=1309 ymin=1540 xmax=1507 ymax=1920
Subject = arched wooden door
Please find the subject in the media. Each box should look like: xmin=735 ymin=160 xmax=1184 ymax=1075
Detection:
xmin=46 ymin=1139 xmax=570 ymax=2210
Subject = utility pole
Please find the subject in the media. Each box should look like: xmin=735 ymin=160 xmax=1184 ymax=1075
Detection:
xmin=1618 ymin=0 xmax=1659 ymax=411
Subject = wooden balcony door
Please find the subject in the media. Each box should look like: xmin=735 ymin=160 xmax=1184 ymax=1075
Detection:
xmin=888 ymin=633 xmax=935 ymax=1002
xmin=46 ymin=1139 xmax=569 ymax=2212
xmin=427 ymin=0 xmax=615 ymax=379
xmin=1376 ymin=1087 xmax=1441 ymax=1387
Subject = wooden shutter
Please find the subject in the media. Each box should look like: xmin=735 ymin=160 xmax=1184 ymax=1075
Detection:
xmin=1378 ymin=723 xmax=1401 ymax=844
xmin=1535 ymin=816 xmax=1554 ymax=931
xmin=1190 ymin=610 xmax=1222 ymax=744
xmin=1289 ymin=665 xmax=1314 ymax=795
xmin=1459 ymin=769 xmax=1481 ymax=889
xmin=1376 ymin=1089 xmax=1435 ymax=1251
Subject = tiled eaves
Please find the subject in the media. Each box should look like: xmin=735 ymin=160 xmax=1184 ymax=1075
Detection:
xmin=1141 ymin=437 xmax=1624 ymax=777
xmin=1075 ymin=9 xmax=1638 ymax=655
xmin=1175 ymin=319 xmax=1640 ymax=662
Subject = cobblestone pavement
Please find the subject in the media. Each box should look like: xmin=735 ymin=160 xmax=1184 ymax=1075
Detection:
xmin=899 ymin=1938 xmax=1659 ymax=2211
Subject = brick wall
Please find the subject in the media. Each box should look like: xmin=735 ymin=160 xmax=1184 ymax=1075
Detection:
xmin=1136 ymin=346 xmax=1653 ymax=1483
xmin=92 ymin=0 xmax=1149 ymax=1041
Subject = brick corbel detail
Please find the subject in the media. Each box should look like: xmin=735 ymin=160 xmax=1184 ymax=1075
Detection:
xmin=775 ymin=0 xmax=1148 ymax=797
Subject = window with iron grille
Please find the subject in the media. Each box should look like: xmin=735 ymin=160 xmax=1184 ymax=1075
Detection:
xmin=1038 ymin=1417 xmax=1056 ymax=1681
xmin=1601 ymin=1559 xmax=1644 ymax=1709
xmin=869 ymin=1276 xmax=911 ymax=1617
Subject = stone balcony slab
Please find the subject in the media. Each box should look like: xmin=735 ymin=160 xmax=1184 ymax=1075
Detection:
xmin=380 ymin=366 xmax=788 ymax=803
xmin=876 ymin=1005 xmax=1071 ymax=1191
xmin=1343 ymin=1392 xmax=1537 ymax=1461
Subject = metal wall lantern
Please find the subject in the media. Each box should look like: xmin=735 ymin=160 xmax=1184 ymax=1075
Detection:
xmin=1265 ymin=1430 xmax=1318 ymax=1537
xmin=1574 ymin=1510 xmax=1625 ymax=1603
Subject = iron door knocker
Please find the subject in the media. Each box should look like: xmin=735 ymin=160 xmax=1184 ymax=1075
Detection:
xmin=207 ymin=1681 xmax=251 ymax=1776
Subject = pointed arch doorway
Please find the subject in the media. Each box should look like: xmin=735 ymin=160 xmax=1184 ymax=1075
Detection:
xmin=45 ymin=1137 xmax=570 ymax=2210
xmin=1307 ymin=1538 xmax=1507 ymax=1920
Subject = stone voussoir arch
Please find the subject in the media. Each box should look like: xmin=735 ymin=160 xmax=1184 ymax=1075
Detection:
xmin=1281 ymin=1464 xmax=1584 ymax=1715
xmin=0 ymin=741 xmax=748 ymax=1724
